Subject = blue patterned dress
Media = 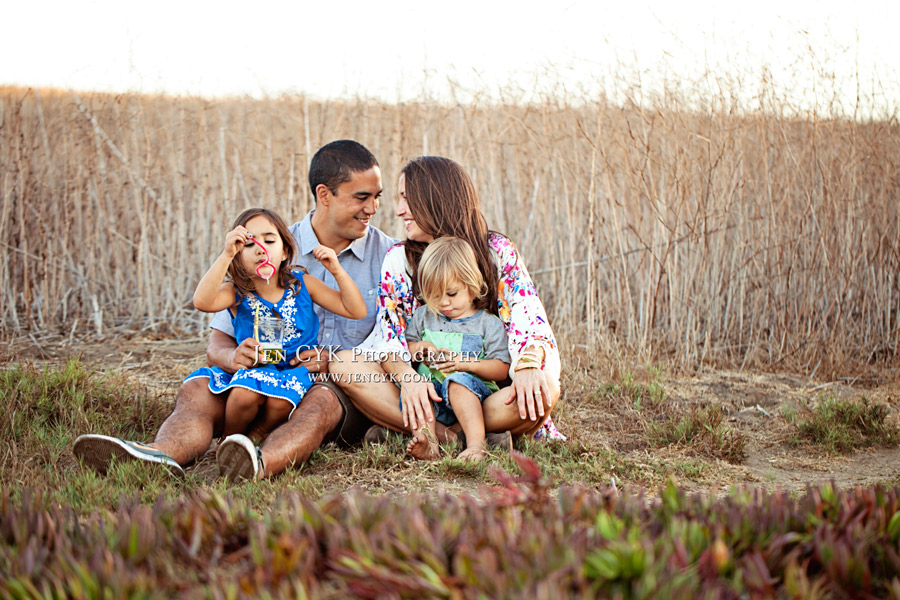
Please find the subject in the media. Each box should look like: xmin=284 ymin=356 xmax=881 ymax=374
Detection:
xmin=185 ymin=272 xmax=318 ymax=408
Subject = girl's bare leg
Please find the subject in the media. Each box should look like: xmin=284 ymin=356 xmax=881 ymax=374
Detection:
xmin=223 ymin=388 xmax=266 ymax=436
xmin=247 ymin=397 xmax=293 ymax=444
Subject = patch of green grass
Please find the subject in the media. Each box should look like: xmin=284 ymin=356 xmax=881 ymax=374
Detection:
xmin=791 ymin=395 xmax=899 ymax=454
xmin=0 ymin=359 xmax=182 ymax=509
xmin=647 ymin=406 xmax=747 ymax=464
xmin=1 ymin=359 xmax=706 ymax=518
xmin=595 ymin=367 xmax=668 ymax=412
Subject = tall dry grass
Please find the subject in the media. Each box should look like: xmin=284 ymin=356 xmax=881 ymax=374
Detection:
xmin=0 ymin=82 xmax=897 ymax=375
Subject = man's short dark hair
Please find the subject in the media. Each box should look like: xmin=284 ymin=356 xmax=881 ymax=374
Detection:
xmin=308 ymin=140 xmax=379 ymax=200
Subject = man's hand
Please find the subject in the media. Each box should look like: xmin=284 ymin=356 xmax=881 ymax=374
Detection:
xmin=290 ymin=347 xmax=329 ymax=375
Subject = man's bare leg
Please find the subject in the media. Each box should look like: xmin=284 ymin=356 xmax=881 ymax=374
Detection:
xmin=256 ymin=385 xmax=343 ymax=478
xmin=152 ymin=377 xmax=227 ymax=465
xmin=73 ymin=377 xmax=225 ymax=475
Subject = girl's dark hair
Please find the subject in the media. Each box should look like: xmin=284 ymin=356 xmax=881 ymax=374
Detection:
xmin=401 ymin=156 xmax=503 ymax=314
xmin=227 ymin=208 xmax=301 ymax=297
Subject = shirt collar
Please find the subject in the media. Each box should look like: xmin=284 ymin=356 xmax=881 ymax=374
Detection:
xmin=298 ymin=210 xmax=369 ymax=262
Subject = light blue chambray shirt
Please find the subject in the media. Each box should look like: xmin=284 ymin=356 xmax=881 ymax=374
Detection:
xmin=209 ymin=210 xmax=397 ymax=352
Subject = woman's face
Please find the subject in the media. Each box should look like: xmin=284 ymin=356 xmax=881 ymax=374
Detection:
xmin=396 ymin=174 xmax=434 ymax=243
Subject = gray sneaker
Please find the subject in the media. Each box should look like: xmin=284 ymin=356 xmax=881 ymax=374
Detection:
xmin=216 ymin=434 xmax=265 ymax=482
xmin=73 ymin=434 xmax=184 ymax=477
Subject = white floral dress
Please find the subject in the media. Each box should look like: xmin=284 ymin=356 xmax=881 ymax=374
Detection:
xmin=367 ymin=233 xmax=565 ymax=440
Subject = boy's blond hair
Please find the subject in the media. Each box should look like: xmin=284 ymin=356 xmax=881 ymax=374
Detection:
xmin=418 ymin=236 xmax=487 ymax=314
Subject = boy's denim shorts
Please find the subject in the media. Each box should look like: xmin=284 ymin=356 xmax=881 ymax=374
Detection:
xmin=398 ymin=372 xmax=494 ymax=427
xmin=431 ymin=372 xmax=494 ymax=426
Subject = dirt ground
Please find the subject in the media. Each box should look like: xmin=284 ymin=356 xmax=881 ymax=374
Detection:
xmin=7 ymin=334 xmax=900 ymax=495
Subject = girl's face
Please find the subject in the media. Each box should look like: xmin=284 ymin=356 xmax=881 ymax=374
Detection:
xmin=240 ymin=215 xmax=287 ymax=280
xmin=396 ymin=174 xmax=434 ymax=243
xmin=431 ymin=278 xmax=477 ymax=320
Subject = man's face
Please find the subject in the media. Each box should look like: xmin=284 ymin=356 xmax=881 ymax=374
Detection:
xmin=320 ymin=166 xmax=383 ymax=242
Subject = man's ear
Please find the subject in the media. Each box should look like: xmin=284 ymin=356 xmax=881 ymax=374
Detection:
xmin=315 ymin=183 xmax=331 ymax=207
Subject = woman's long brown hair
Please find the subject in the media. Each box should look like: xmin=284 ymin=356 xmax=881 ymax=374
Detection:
xmin=401 ymin=156 xmax=505 ymax=314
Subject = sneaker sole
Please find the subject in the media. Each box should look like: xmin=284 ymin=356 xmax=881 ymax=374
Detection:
xmin=73 ymin=435 xmax=184 ymax=477
xmin=216 ymin=439 xmax=257 ymax=481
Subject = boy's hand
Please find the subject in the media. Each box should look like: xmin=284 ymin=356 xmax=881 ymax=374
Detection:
xmin=224 ymin=226 xmax=251 ymax=259
xmin=432 ymin=350 xmax=470 ymax=374
xmin=410 ymin=341 xmax=438 ymax=364
xmin=312 ymin=245 xmax=341 ymax=274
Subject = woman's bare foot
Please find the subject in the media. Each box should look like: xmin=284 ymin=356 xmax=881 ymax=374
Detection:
xmin=406 ymin=427 xmax=440 ymax=460
xmin=457 ymin=445 xmax=487 ymax=463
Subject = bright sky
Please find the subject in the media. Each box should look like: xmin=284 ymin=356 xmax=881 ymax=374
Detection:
xmin=4 ymin=0 xmax=898 ymax=114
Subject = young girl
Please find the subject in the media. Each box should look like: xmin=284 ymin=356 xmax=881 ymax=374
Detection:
xmin=186 ymin=207 xmax=366 ymax=447
xmin=404 ymin=236 xmax=511 ymax=463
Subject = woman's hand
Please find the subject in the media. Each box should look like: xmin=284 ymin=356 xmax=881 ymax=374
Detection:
xmin=506 ymin=366 xmax=552 ymax=422
xmin=224 ymin=226 xmax=251 ymax=259
xmin=312 ymin=245 xmax=341 ymax=274
xmin=399 ymin=376 xmax=440 ymax=431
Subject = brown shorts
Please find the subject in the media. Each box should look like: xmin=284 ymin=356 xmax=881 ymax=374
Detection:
xmin=315 ymin=379 xmax=373 ymax=447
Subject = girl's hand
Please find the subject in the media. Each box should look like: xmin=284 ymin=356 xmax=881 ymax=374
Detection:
xmin=506 ymin=366 xmax=552 ymax=422
xmin=399 ymin=376 xmax=440 ymax=431
xmin=224 ymin=226 xmax=252 ymax=259
xmin=229 ymin=337 xmax=261 ymax=371
xmin=312 ymin=245 xmax=341 ymax=274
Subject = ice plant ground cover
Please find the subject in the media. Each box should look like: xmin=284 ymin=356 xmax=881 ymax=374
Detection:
xmin=5 ymin=451 xmax=900 ymax=597
xmin=1 ymin=352 xmax=899 ymax=597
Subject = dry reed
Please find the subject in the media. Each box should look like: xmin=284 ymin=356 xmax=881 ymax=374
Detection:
xmin=0 ymin=82 xmax=897 ymax=376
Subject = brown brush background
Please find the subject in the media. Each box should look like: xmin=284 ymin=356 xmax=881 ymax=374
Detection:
xmin=1 ymin=86 xmax=897 ymax=375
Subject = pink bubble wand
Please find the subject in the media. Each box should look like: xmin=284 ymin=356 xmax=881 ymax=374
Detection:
xmin=247 ymin=233 xmax=277 ymax=284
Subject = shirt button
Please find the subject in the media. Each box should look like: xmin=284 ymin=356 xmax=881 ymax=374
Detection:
xmin=325 ymin=333 xmax=331 ymax=338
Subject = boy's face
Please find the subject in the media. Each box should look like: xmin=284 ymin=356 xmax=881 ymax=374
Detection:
xmin=431 ymin=279 xmax=478 ymax=320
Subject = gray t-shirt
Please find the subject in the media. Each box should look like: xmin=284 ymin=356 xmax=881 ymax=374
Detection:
xmin=209 ymin=210 xmax=397 ymax=351
xmin=406 ymin=306 xmax=511 ymax=387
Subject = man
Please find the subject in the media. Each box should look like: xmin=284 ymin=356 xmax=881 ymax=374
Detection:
xmin=74 ymin=140 xmax=397 ymax=481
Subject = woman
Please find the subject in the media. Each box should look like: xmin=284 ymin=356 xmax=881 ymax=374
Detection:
xmin=331 ymin=156 xmax=562 ymax=458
